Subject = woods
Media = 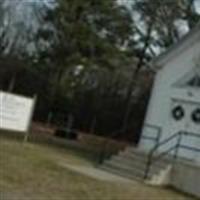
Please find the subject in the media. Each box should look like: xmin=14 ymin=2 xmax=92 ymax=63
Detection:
xmin=0 ymin=0 xmax=199 ymax=142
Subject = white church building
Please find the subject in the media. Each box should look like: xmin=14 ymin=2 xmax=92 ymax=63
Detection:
xmin=139 ymin=23 xmax=200 ymax=163
xmin=101 ymin=23 xmax=200 ymax=198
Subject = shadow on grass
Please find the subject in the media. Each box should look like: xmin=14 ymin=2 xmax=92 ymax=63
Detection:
xmin=0 ymin=130 xmax=102 ymax=166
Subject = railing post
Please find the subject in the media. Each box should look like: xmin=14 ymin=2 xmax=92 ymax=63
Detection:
xmin=144 ymin=159 xmax=150 ymax=179
xmin=144 ymin=129 xmax=161 ymax=180
xmin=174 ymin=132 xmax=182 ymax=159
xmin=144 ymin=147 xmax=155 ymax=179
xmin=156 ymin=127 xmax=161 ymax=148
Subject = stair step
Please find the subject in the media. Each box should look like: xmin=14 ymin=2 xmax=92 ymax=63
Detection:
xmin=110 ymin=156 xmax=167 ymax=172
xmin=125 ymin=147 xmax=149 ymax=156
xmin=124 ymin=148 xmax=174 ymax=164
xmin=103 ymin=159 xmax=144 ymax=174
xmin=103 ymin=160 xmax=155 ymax=179
xmin=100 ymin=146 xmax=170 ymax=183
xmin=117 ymin=151 xmax=169 ymax=168
xmin=122 ymin=149 xmax=148 ymax=159
xmin=112 ymin=153 xmax=147 ymax=165
xmin=100 ymin=165 xmax=143 ymax=182
xmin=118 ymin=152 xmax=148 ymax=163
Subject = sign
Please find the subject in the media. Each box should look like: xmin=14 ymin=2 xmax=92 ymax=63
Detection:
xmin=0 ymin=92 xmax=35 ymax=132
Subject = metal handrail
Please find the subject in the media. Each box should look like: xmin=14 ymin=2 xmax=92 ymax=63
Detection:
xmin=183 ymin=131 xmax=200 ymax=138
xmin=180 ymin=144 xmax=200 ymax=153
xmin=152 ymin=132 xmax=180 ymax=151
xmin=144 ymin=131 xmax=200 ymax=179
xmin=144 ymin=131 xmax=180 ymax=179
xmin=98 ymin=125 xmax=162 ymax=164
xmin=142 ymin=123 xmax=162 ymax=145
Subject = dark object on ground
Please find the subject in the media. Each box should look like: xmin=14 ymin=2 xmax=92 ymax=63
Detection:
xmin=55 ymin=128 xmax=78 ymax=140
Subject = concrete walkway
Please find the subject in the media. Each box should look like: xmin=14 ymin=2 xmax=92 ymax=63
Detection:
xmin=59 ymin=162 xmax=134 ymax=183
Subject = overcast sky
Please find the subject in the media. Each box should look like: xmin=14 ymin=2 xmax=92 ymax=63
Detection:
xmin=1 ymin=0 xmax=200 ymax=55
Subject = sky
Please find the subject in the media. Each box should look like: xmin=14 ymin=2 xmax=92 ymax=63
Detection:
xmin=195 ymin=0 xmax=200 ymax=12
xmin=0 ymin=0 xmax=56 ymax=55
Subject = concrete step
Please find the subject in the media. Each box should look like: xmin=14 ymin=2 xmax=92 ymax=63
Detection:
xmin=102 ymin=160 xmax=155 ymax=179
xmin=110 ymin=156 xmax=167 ymax=173
xmin=100 ymin=165 xmax=144 ymax=182
xmin=100 ymin=146 xmax=171 ymax=183
xmin=105 ymin=159 xmax=159 ymax=177
xmin=121 ymin=148 xmax=149 ymax=159
xmin=118 ymin=151 xmax=169 ymax=168
xmin=125 ymin=147 xmax=149 ymax=156
xmin=124 ymin=147 xmax=175 ymax=164
xmin=118 ymin=151 xmax=148 ymax=163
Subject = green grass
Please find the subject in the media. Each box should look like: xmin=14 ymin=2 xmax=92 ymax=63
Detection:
xmin=0 ymin=136 xmax=195 ymax=200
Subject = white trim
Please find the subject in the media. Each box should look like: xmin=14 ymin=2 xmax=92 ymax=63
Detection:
xmin=151 ymin=22 xmax=200 ymax=69
xmin=172 ymin=67 xmax=200 ymax=88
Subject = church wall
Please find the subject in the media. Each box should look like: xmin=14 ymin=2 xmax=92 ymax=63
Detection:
xmin=139 ymin=33 xmax=200 ymax=162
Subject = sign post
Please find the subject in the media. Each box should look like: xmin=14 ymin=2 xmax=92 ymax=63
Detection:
xmin=23 ymin=94 xmax=37 ymax=143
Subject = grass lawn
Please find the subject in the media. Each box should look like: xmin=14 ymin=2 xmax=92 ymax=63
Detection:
xmin=0 ymin=136 xmax=195 ymax=200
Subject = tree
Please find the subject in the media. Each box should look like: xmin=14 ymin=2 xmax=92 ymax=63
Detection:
xmin=0 ymin=0 xmax=56 ymax=97
xmin=132 ymin=0 xmax=200 ymax=53
xmin=38 ymin=0 xmax=135 ymax=112
xmin=0 ymin=0 xmax=54 ymax=58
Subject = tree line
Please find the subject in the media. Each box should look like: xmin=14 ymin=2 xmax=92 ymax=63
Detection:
xmin=0 ymin=0 xmax=199 ymax=142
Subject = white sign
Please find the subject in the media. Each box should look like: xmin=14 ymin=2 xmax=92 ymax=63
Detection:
xmin=0 ymin=92 xmax=35 ymax=132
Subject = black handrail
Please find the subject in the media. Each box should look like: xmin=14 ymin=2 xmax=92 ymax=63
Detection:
xmin=144 ymin=131 xmax=200 ymax=179
xmin=183 ymin=131 xmax=200 ymax=138
xmin=144 ymin=131 xmax=180 ymax=179
xmin=153 ymin=132 xmax=179 ymax=150
xmin=141 ymin=123 xmax=162 ymax=146
xmin=180 ymin=145 xmax=200 ymax=152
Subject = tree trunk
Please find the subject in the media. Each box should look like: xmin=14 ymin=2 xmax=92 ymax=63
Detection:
xmin=121 ymin=22 xmax=153 ymax=135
